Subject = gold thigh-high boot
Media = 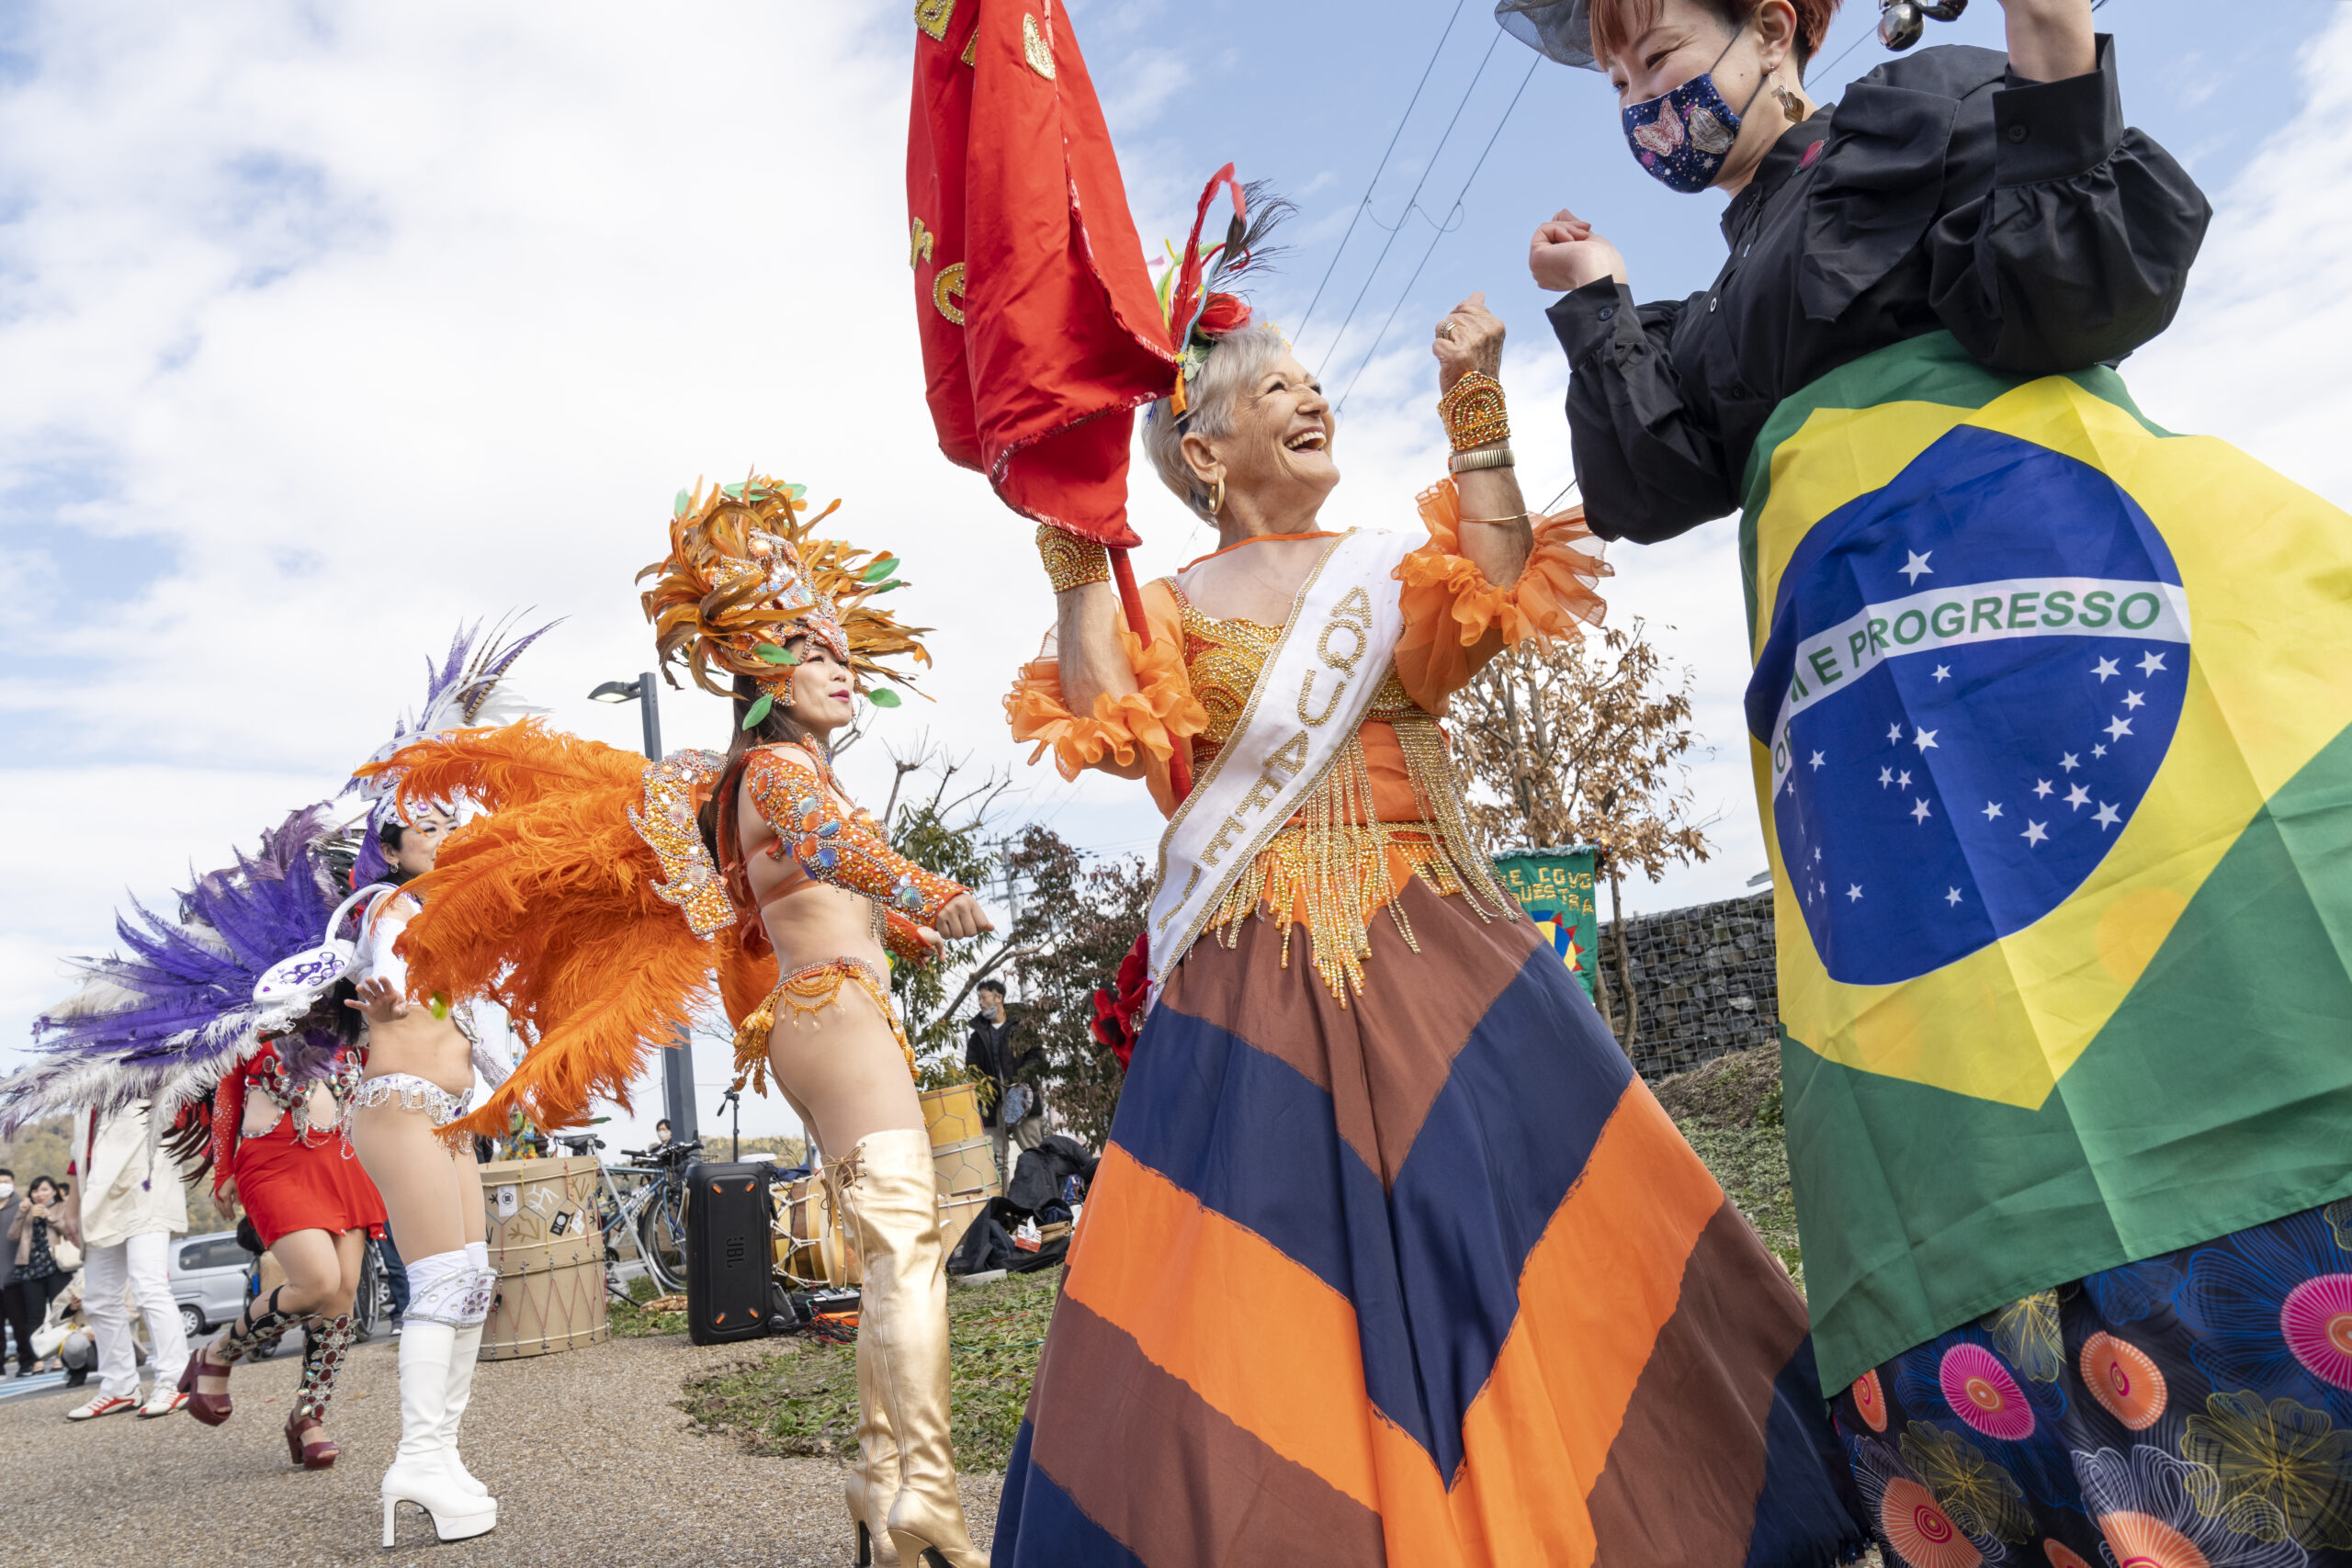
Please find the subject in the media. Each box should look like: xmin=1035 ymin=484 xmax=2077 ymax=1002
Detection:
xmin=835 ymin=1130 xmax=981 ymax=1568
xmin=846 ymin=1314 xmax=903 ymax=1565
xmin=833 ymin=1159 xmax=901 ymax=1566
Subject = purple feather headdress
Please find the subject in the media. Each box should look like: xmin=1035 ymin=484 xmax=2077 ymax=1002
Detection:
xmin=345 ymin=614 xmax=558 ymax=886
xmin=0 ymin=804 xmax=356 ymax=1137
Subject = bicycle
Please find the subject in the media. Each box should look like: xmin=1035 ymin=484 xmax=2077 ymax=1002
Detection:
xmin=556 ymin=1134 xmax=703 ymax=1297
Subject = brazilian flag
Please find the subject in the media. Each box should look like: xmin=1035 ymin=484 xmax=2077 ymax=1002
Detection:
xmin=1741 ymin=332 xmax=2352 ymax=1393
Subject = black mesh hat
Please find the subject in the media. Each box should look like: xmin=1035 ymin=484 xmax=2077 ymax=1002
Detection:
xmin=1495 ymin=0 xmax=1607 ymax=70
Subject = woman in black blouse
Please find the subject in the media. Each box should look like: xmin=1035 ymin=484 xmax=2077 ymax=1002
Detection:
xmin=1503 ymin=3 xmax=2352 ymax=1563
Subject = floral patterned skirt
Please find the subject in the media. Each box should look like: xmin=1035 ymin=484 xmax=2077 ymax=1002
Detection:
xmin=1837 ymin=1199 xmax=2352 ymax=1568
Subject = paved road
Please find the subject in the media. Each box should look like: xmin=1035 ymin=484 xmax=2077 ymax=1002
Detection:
xmin=0 ymin=1330 xmax=1000 ymax=1567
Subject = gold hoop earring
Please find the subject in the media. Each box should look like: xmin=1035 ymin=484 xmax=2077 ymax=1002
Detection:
xmin=1208 ymin=477 xmax=1226 ymax=516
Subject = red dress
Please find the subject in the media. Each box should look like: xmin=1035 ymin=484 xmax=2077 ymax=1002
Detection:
xmin=212 ymin=1042 xmax=388 ymax=1247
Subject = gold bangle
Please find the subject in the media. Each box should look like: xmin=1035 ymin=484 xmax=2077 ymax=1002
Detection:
xmin=1439 ymin=370 xmax=1510 ymax=453
xmin=1449 ymin=445 xmax=1515 ymax=475
xmin=1035 ymin=524 xmax=1111 ymax=593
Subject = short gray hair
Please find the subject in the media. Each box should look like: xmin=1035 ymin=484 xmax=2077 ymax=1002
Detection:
xmin=1141 ymin=321 xmax=1289 ymax=522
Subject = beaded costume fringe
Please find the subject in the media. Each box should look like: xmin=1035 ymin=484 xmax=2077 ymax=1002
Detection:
xmin=730 ymin=958 xmax=915 ymax=1097
xmin=1208 ymin=712 xmax=1512 ymax=1002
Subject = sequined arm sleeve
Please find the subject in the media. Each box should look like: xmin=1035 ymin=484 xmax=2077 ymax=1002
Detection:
xmin=883 ymin=908 xmax=940 ymax=968
xmin=209 ymin=1064 xmax=248 ymax=1196
xmin=741 ymin=748 xmax=968 ymax=924
xmin=1393 ymin=477 xmax=1612 ymax=711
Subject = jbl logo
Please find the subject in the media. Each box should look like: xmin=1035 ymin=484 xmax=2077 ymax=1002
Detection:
xmin=724 ymin=1236 xmax=746 ymax=1264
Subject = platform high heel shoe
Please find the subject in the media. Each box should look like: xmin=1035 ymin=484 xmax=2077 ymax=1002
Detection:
xmin=843 ymin=1236 xmax=902 ymax=1566
xmin=178 ymin=1284 xmax=299 ymax=1427
xmin=380 ymin=1320 xmax=497 ymax=1545
xmin=836 ymin=1130 xmax=984 ymax=1568
xmin=282 ymin=1312 xmax=356 ymax=1469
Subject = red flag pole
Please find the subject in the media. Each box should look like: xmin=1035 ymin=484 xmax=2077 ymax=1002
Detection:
xmin=1109 ymin=547 xmax=1191 ymax=800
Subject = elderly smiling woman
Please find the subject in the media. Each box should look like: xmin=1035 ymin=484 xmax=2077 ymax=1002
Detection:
xmin=990 ymin=203 xmax=1870 ymax=1566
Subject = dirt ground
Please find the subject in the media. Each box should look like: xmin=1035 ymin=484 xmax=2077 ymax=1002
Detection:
xmin=0 ymin=1328 xmax=998 ymax=1568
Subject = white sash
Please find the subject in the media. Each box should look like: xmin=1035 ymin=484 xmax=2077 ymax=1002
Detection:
xmin=1146 ymin=528 xmax=1419 ymax=999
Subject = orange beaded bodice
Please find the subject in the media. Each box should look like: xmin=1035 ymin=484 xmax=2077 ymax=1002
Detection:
xmin=1160 ymin=582 xmax=1508 ymax=999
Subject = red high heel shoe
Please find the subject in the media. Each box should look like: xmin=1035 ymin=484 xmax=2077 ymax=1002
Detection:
xmin=286 ymin=1411 xmax=340 ymax=1470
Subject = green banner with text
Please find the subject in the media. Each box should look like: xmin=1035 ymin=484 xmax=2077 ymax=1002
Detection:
xmin=1494 ymin=847 xmax=1600 ymax=1001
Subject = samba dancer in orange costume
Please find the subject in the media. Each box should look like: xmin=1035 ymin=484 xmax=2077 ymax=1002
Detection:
xmin=367 ymin=479 xmax=991 ymax=1568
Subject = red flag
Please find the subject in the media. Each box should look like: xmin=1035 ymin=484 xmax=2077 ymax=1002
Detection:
xmin=905 ymin=0 xmax=1176 ymax=549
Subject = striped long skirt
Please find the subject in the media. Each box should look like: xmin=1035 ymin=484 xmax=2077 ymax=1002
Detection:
xmin=989 ymin=878 xmax=1871 ymax=1567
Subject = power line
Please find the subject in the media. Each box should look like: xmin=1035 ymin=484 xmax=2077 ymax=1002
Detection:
xmin=1336 ymin=55 xmax=1541 ymax=411
xmin=1292 ymin=0 xmax=1469 ymax=346
xmin=1313 ymin=28 xmax=1504 ymax=375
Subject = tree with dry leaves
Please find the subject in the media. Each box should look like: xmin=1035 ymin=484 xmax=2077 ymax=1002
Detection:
xmin=1451 ymin=619 xmax=1714 ymax=1047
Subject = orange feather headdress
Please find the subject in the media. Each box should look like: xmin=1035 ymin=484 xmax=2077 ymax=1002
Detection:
xmin=638 ymin=475 xmax=932 ymax=731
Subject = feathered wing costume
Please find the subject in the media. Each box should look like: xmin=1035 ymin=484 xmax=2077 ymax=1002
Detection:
xmin=3 ymin=803 xmax=353 ymax=1143
xmin=373 ymin=476 xmax=940 ymax=1142
xmin=3 ymin=804 xmax=385 ymax=1467
xmin=375 ymin=473 xmax=989 ymax=1568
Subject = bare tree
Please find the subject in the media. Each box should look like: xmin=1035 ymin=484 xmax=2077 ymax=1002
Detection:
xmin=1452 ymin=620 xmax=1714 ymax=1046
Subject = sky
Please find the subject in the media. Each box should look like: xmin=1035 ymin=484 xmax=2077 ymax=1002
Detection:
xmin=3 ymin=0 xmax=2346 ymax=1146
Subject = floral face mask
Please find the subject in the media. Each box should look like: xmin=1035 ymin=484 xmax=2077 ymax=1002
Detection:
xmin=1622 ymin=21 xmax=1762 ymax=194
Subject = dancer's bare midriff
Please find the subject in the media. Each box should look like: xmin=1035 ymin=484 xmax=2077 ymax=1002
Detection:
xmin=738 ymin=761 xmax=923 ymax=1160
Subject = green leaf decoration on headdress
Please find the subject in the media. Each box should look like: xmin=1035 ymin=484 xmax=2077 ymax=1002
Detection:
xmin=752 ymin=643 xmax=799 ymax=665
xmin=673 ymin=489 xmax=693 ymax=518
xmin=861 ymin=556 xmax=900 ymax=584
xmin=741 ymin=692 xmax=775 ymax=729
xmin=866 ymin=688 xmax=902 ymax=708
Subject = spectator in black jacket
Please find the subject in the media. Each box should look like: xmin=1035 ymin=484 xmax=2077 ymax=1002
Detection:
xmin=964 ymin=982 xmax=1045 ymax=1187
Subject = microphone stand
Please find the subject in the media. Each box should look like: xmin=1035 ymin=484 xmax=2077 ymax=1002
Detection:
xmin=715 ymin=1087 xmax=742 ymax=1164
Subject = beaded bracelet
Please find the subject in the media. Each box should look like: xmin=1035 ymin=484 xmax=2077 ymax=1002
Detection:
xmin=1449 ymin=445 xmax=1516 ymax=475
xmin=1438 ymin=370 xmax=1510 ymax=453
xmin=1035 ymin=524 xmax=1113 ymax=593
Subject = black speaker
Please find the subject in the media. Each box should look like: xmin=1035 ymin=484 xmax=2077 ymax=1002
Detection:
xmin=683 ymin=1160 xmax=773 ymax=1345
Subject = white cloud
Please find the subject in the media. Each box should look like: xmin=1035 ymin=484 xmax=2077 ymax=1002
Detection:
xmin=3 ymin=0 xmax=2345 ymax=1127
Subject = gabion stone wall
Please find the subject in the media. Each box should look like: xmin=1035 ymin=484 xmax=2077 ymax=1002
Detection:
xmin=1591 ymin=891 xmax=1779 ymax=1080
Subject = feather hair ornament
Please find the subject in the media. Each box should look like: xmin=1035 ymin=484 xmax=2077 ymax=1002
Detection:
xmin=1 ymin=803 xmax=353 ymax=1138
xmin=1155 ymin=170 xmax=1294 ymax=417
xmin=345 ymin=615 xmax=559 ymax=885
xmin=365 ymin=721 xmax=731 ymax=1139
xmin=639 ymin=475 xmax=932 ymax=730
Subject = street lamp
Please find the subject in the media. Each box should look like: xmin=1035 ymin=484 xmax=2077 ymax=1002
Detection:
xmin=589 ymin=671 xmax=697 ymax=1146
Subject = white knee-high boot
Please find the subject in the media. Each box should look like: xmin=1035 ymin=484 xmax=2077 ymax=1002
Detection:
xmin=382 ymin=1323 xmax=496 ymax=1544
xmin=438 ymin=1249 xmax=495 ymax=1497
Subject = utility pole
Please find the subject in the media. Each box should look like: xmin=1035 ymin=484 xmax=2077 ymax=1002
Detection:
xmin=588 ymin=671 xmax=699 ymax=1146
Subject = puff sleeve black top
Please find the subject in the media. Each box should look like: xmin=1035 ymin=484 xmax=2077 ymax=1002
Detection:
xmin=1549 ymin=38 xmax=2211 ymax=543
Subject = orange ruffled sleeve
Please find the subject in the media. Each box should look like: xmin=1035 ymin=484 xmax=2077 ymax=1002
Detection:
xmin=1004 ymin=577 xmax=1204 ymax=813
xmin=1393 ymin=476 xmax=1611 ymax=713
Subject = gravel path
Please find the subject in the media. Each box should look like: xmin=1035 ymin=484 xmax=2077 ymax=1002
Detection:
xmin=1 ymin=1330 xmax=1000 ymax=1567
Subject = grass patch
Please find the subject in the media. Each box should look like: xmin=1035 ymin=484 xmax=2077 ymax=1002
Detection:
xmin=673 ymin=1045 xmax=1800 ymax=1470
xmin=1653 ymin=1042 xmax=1804 ymax=1289
xmin=680 ymin=1269 xmax=1059 ymax=1472
xmin=609 ymin=1273 xmax=689 ymax=1338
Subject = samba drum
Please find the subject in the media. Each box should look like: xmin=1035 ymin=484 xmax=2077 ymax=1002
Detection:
xmin=480 ymin=1156 xmax=609 ymax=1360
xmin=920 ymin=1081 xmax=1003 ymax=1258
xmin=920 ymin=1081 xmax=1002 ymax=1202
xmin=772 ymin=1172 xmax=860 ymax=1289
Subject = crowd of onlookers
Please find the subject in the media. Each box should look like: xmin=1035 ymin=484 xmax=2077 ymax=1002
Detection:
xmin=1 ymin=1168 xmax=97 ymax=1385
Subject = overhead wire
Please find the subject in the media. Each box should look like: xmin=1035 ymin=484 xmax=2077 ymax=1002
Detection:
xmin=1312 ymin=28 xmax=1505 ymax=374
xmin=1335 ymin=53 xmax=1543 ymax=411
xmin=1291 ymin=0 xmax=1469 ymax=346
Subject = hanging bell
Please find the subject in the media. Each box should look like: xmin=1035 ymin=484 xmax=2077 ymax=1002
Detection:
xmin=1877 ymin=0 xmax=1925 ymax=50
xmin=1919 ymin=0 xmax=1968 ymax=19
